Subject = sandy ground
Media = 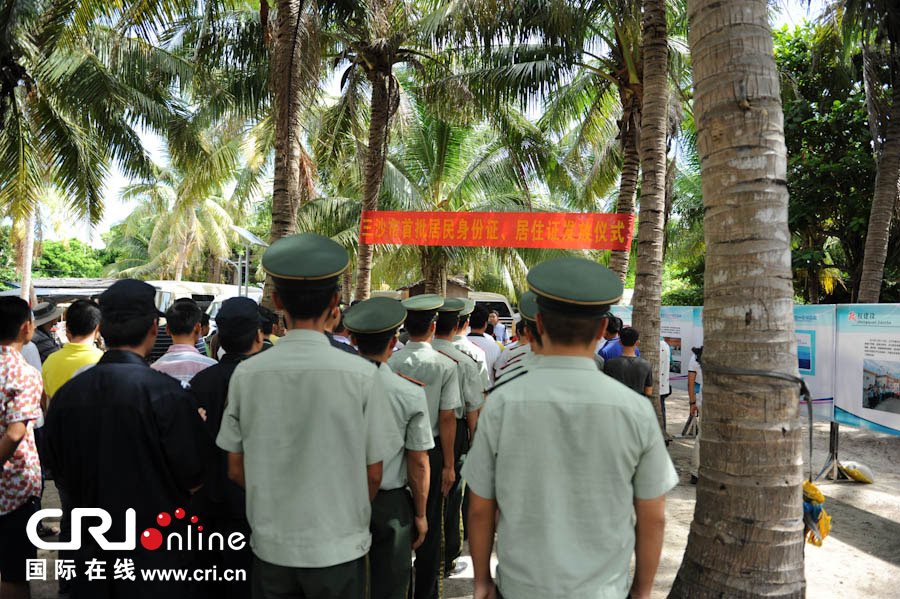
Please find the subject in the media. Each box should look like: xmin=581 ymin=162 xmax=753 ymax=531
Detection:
xmin=22 ymin=390 xmax=900 ymax=598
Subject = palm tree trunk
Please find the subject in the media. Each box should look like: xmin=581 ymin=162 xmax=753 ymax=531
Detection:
xmin=422 ymin=248 xmax=445 ymax=295
xmin=608 ymin=120 xmax=639 ymax=282
xmin=341 ymin=269 xmax=352 ymax=304
xmin=355 ymin=70 xmax=392 ymax=301
xmin=264 ymin=0 xmax=305 ymax=308
xmin=857 ymin=50 xmax=900 ymax=303
xmin=19 ymin=210 xmax=35 ymax=301
xmin=631 ymin=0 xmax=668 ymax=434
xmin=668 ymin=1 xmax=804 ymax=597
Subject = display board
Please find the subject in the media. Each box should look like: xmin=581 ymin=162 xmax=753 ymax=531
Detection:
xmin=660 ymin=306 xmax=695 ymax=390
xmin=692 ymin=307 xmax=704 ymax=349
xmin=834 ymin=304 xmax=900 ymax=436
xmin=609 ymin=305 xmax=632 ymax=326
xmin=794 ymin=305 xmax=836 ymax=421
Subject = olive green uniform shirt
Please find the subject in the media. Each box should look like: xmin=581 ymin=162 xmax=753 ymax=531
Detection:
xmin=453 ymin=335 xmax=491 ymax=391
xmin=431 ymin=338 xmax=485 ymax=418
xmin=216 ymin=329 xmax=401 ymax=569
xmin=388 ymin=341 xmax=461 ymax=436
xmin=462 ymin=356 xmax=678 ymax=599
xmin=376 ymin=363 xmax=435 ymax=490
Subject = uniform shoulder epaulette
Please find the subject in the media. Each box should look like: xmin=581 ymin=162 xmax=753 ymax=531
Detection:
xmin=397 ymin=372 xmax=425 ymax=387
xmin=487 ymin=369 xmax=528 ymax=394
xmin=462 ymin=352 xmax=479 ymax=364
xmin=499 ymin=357 xmax=523 ymax=371
xmin=435 ymin=349 xmax=458 ymax=364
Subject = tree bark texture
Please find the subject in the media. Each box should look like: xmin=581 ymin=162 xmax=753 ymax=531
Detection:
xmin=668 ymin=1 xmax=804 ymax=597
xmin=264 ymin=0 xmax=305 ymax=308
xmin=19 ymin=210 xmax=35 ymax=301
xmin=341 ymin=269 xmax=353 ymax=304
xmin=354 ymin=71 xmax=393 ymax=301
xmin=857 ymin=46 xmax=900 ymax=303
xmin=422 ymin=248 xmax=446 ymax=295
xmin=631 ymin=0 xmax=668 ymax=434
xmin=608 ymin=120 xmax=640 ymax=282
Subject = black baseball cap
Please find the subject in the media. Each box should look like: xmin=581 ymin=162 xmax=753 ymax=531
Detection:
xmin=98 ymin=279 xmax=165 ymax=319
xmin=216 ymin=297 xmax=263 ymax=338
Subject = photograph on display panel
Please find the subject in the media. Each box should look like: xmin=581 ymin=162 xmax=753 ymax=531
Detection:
xmin=862 ymin=359 xmax=900 ymax=415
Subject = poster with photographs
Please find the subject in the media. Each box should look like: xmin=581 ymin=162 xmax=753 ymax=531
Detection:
xmin=834 ymin=304 xmax=900 ymax=436
xmin=609 ymin=305 xmax=632 ymax=327
xmin=794 ymin=305 xmax=835 ymax=421
xmin=660 ymin=307 xmax=695 ymax=390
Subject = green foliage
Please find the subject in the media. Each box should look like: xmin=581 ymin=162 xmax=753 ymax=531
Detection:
xmin=33 ymin=239 xmax=112 ymax=278
xmin=775 ymin=24 xmax=900 ymax=303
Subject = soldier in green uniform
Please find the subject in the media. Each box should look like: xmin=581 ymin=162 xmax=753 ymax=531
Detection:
xmin=452 ymin=299 xmax=491 ymax=391
xmin=431 ymin=297 xmax=486 ymax=577
xmin=462 ymin=257 xmax=679 ymax=599
xmin=387 ymin=295 xmax=461 ymax=599
xmin=344 ymin=297 xmax=435 ymax=599
xmin=492 ymin=291 xmax=541 ymax=385
xmin=216 ymin=233 xmax=400 ymax=599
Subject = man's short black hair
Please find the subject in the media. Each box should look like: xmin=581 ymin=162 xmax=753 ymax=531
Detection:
xmin=539 ymin=310 xmax=605 ymax=346
xmin=101 ymin=314 xmax=156 ymax=348
xmin=490 ymin=310 xmax=499 ymax=316
xmin=469 ymin=306 xmax=489 ymax=330
xmin=201 ymin=313 xmax=210 ymax=327
xmin=457 ymin=314 xmax=470 ymax=331
xmin=525 ymin=319 xmax=543 ymax=347
xmin=258 ymin=306 xmax=277 ymax=335
xmin=354 ymin=329 xmax=398 ymax=356
xmin=516 ymin=320 xmax=526 ymax=335
xmin=0 ymin=297 xmax=32 ymax=343
xmin=435 ymin=311 xmax=459 ymax=336
xmin=273 ymin=278 xmax=337 ymax=320
xmin=620 ymin=326 xmax=639 ymax=347
xmin=334 ymin=312 xmax=348 ymax=335
xmin=165 ymin=298 xmax=202 ymax=336
xmin=220 ymin=329 xmax=259 ymax=354
xmin=607 ymin=316 xmax=622 ymax=336
xmin=404 ymin=311 xmax=436 ymax=337
xmin=65 ymin=300 xmax=101 ymax=338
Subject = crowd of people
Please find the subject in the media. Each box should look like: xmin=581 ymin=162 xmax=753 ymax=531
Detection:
xmin=0 ymin=232 xmax=681 ymax=599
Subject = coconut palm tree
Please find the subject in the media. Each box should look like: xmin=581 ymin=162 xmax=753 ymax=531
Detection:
xmin=1 ymin=0 xmax=202 ymax=296
xmin=631 ymin=0 xmax=669 ymax=432
xmin=109 ymin=164 xmax=238 ymax=281
xmin=667 ymin=0 xmax=804 ymax=596
xmin=838 ymin=0 xmax=900 ymax=303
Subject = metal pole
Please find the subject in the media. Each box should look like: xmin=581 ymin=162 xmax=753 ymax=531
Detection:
xmin=244 ymin=245 xmax=250 ymax=297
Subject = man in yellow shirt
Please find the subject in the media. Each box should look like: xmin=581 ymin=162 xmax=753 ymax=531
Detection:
xmin=42 ymin=300 xmax=103 ymax=399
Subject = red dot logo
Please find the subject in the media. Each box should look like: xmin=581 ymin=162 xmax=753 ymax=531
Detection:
xmin=141 ymin=528 xmax=163 ymax=550
xmin=190 ymin=516 xmax=198 ymax=524
xmin=157 ymin=512 xmax=171 ymax=527
xmin=174 ymin=508 xmax=185 ymax=520
xmin=197 ymin=526 xmax=203 ymax=532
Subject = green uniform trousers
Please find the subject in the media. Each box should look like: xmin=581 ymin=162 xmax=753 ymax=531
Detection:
xmin=371 ymin=488 xmax=415 ymax=599
xmin=251 ymin=554 xmax=367 ymax=599
xmin=411 ymin=442 xmax=445 ymax=599
xmin=443 ymin=419 xmax=469 ymax=571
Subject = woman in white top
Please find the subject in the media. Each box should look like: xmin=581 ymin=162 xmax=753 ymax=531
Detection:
xmin=688 ymin=346 xmax=703 ymax=482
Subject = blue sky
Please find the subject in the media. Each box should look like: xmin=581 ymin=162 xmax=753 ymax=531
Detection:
xmin=60 ymin=0 xmax=823 ymax=247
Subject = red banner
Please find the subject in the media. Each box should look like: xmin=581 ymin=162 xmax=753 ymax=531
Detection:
xmin=359 ymin=211 xmax=634 ymax=250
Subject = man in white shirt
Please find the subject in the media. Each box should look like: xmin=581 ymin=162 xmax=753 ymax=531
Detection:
xmin=150 ymin=298 xmax=217 ymax=384
xmin=659 ymin=339 xmax=671 ymax=429
xmin=467 ymin=306 xmax=501 ymax=381
xmin=688 ymin=346 xmax=703 ymax=483
xmin=488 ymin=310 xmax=509 ymax=345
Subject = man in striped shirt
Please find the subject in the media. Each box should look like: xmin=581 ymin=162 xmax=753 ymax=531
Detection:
xmin=151 ymin=298 xmax=216 ymax=384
